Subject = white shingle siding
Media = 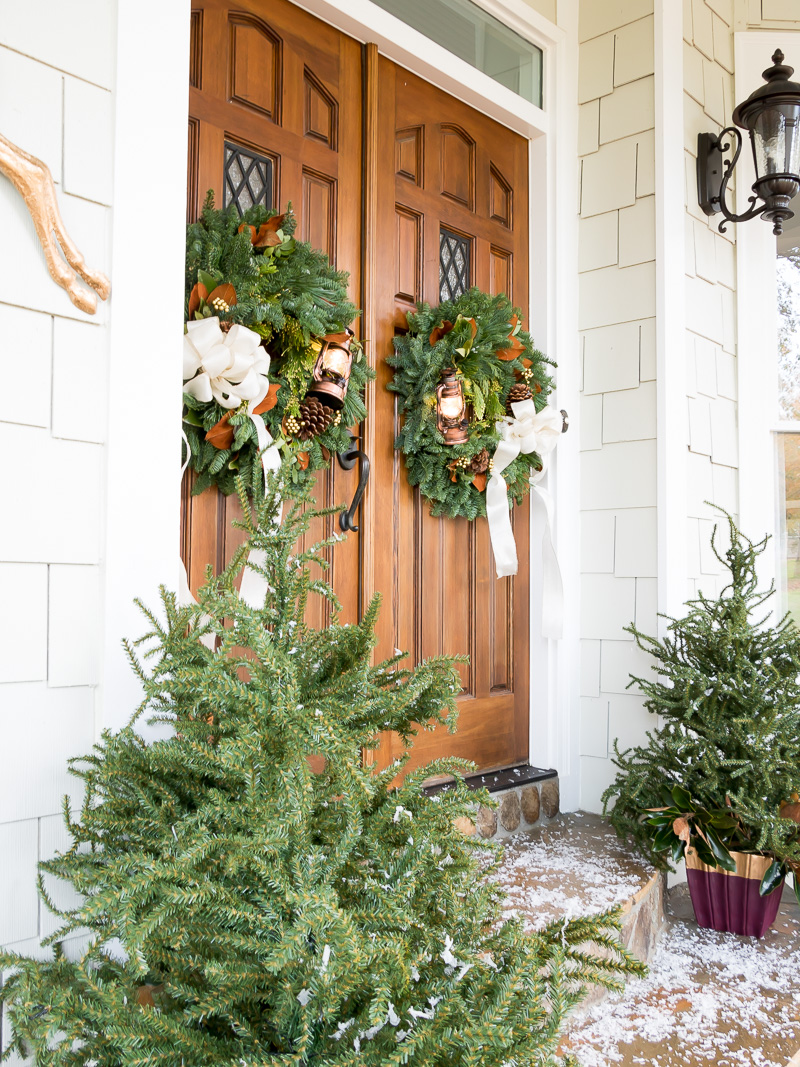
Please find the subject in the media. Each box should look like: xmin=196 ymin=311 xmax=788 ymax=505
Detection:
xmin=578 ymin=1 xmax=658 ymax=811
xmin=0 ymin=8 xmax=115 ymax=965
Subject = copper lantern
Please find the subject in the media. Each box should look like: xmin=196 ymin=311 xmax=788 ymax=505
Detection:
xmin=436 ymin=368 xmax=469 ymax=445
xmin=307 ymin=328 xmax=354 ymax=410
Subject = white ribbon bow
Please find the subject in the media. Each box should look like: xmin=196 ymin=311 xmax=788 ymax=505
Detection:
xmin=486 ymin=399 xmax=564 ymax=637
xmin=183 ymin=317 xmax=270 ymax=410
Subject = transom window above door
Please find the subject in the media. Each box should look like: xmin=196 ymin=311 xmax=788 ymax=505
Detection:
xmin=369 ymin=0 xmax=543 ymax=107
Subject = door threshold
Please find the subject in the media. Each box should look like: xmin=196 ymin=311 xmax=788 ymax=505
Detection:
xmin=422 ymin=762 xmax=557 ymax=796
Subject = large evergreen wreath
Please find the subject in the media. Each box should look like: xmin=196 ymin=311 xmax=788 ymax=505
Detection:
xmin=183 ymin=194 xmax=374 ymax=496
xmin=388 ymin=290 xmax=554 ymax=519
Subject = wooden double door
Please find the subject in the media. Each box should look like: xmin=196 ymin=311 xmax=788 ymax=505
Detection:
xmin=185 ymin=0 xmax=531 ymax=774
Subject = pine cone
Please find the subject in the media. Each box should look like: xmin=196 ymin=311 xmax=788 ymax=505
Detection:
xmin=506 ymin=383 xmax=533 ymax=415
xmin=296 ymin=396 xmax=334 ymax=440
xmin=469 ymin=448 xmax=489 ymax=474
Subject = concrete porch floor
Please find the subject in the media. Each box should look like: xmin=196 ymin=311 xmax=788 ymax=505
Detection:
xmin=490 ymin=812 xmax=800 ymax=1066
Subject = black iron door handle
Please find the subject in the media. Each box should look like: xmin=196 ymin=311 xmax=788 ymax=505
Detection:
xmin=336 ymin=430 xmax=370 ymax=533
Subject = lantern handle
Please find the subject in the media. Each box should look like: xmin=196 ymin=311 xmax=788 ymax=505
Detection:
xmin=698 ymin=127 xmax=764 ymax=233
xmin=336 ymin=430 xmax=370 ymax=533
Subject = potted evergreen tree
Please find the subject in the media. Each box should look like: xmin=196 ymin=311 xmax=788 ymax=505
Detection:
xmin=604 ymin=513 xmax=800 ymax=938
xmin=0 ymin=467 xmax=643 ymax=1066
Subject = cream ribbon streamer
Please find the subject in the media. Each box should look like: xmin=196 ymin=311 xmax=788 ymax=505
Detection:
xmin=486 ymin=400 xmax=564 ymax=636
xmin=530 ymin=472 xmax=564 ymax=640
xmin=237 ymin=403 xmax=283 ymax=609
xmin=178 ymin=430 xmax=217 ymax=650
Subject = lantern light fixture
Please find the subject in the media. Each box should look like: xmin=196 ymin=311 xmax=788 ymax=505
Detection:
xmin=436 ymin=368 xmax=469 ymax=446
xmin=307 ymin=328 xmax=355 ymax=410
xmin=697 ymin=49 xmax=800 ymax=236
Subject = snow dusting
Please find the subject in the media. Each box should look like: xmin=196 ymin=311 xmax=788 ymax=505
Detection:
xmin=565 ymin=901 xmax=800 ymax=1066
xmin=492 ymin=825 xmax=653 ymax=929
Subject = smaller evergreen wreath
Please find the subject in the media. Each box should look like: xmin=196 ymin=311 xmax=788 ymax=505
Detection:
xmin=388 ymin=289 xmax=554 ymax=519
xmin=183 ymin=193 xmax=374 ymax=496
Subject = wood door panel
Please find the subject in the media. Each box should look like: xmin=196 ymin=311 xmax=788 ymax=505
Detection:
xmin=184 ymin=3 xmax=532 ymax=777
xmin=228 ymin=13 xmax=281 ymax=120
xmin=371 ymin=57 xmax=530 ymax=774
xmin=184 ymin=0 xmax=362 ymax=628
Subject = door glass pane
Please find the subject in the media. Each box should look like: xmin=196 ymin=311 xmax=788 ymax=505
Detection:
xmin=224 ymin=141 xmax=273 ymax=215
xmin=778 ymin=215 xmax=800 ymax=419
xmin=369 ymin=0 xmax=543 ymax=108
xmin=440 ymin=227 xmax=471 ymax=300
xmin=778 ymin=433 xmax=800 ymax=626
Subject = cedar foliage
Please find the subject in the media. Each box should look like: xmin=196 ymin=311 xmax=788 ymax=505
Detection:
xmin=183 ymin=194 xmax=373 ymax=496
xmin=603 ymin=512 xmax=800 ymax=872
xmin=0 ymin=468 xmax=642 ymax=1067
xmin=388 ymin=289 xmax=554 ymax=519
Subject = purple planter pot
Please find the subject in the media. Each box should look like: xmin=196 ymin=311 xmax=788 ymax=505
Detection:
xmin=685 ymin=848 xmax=784 ymax=938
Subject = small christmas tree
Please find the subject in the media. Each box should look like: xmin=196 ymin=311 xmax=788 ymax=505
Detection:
xmin=604 ymin=512 xmax=800 ymax=875
xmin=1 ymin=469 xmax=642 ymax=1067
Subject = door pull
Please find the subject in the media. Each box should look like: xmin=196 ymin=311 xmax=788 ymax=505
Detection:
xmin=336 ymin=430 xmax=370 ymax=533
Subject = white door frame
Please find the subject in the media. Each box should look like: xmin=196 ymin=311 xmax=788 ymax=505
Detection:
xmin=106 ymin=0 xmax=582 ymax=804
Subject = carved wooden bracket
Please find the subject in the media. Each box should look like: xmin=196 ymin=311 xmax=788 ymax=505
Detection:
xmin=0 ymin=133 xmax=111 ymax=315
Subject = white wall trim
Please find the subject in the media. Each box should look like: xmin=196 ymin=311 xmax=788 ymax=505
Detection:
xmin=733 ymin=30 xmax=800 ymax=609
xmin=655 ymin=0 xmax=688 ymax=625
xmin=101 ymin=0 xmax=191 ymax=731
xmin=529 ymin=0 xmax=580 ymax=811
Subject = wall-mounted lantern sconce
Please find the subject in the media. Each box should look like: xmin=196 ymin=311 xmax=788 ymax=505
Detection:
xmin=697 ymin=50 xmax=800 ymax=236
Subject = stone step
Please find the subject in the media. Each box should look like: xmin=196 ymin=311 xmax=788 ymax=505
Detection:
xmin=561 ymin=882 xmax=800 ymax=1066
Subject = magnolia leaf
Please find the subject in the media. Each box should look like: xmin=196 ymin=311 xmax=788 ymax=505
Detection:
xmin=670 ymin=836 xmax=686 ymax=864
xmin=253 ymin=214 xmax=286 ymax=248
xmin=197 ymin=268 xmax=220 ymax=293
xmin=705 ymin=826 xmax=737 ymax=872
xmin=182 ymin=409 xmax=203 ymax=428
xmin=208 ymin=282 xmax=238 ymax=308
xmin=237 ymin=222 xmax=257 ymax=242
xmin=780 ymin=801 xmax=800 ymax=823
xmin=297 ymin=451 xmax=310 ymax=471
xmin=188 ymin=282 xmax=208 ymax=317
xmin=671 ymin=785 xmax=693 ymax=811
xmin=429 ymin=320 xmax=454 ymax=346
xmin=252 ymin=383 xmax=281 ymax=414
xmin=206 ymin=414 xmax=234 ymax=450
xmin=672 ymin=817 xmax=691 ymax=846
xmin=496 ymin=336 xmax=524 ymax=361
xmin=652 ymin=825 xmax=675 ymax=852
xmin=759 ymin=860 xmax=785 ymax=897
xmin=472 ymin=472 xmax=487 ymax=493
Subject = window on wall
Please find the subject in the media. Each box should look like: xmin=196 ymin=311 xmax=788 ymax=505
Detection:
xmin=368 ymin=0 xmax=543 ymax=107
xmin=776 ymin=213 xmax=800 ymax=625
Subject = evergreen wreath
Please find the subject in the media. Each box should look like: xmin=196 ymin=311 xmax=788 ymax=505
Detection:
xmin=388 ymin=289 xmax=554 ymax=519
xmin=183 ymin=193 xmax=374 ymax=496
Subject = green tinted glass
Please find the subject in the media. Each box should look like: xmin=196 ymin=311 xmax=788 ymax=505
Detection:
xmin=371 ymin=0 xmax=543 ymax=108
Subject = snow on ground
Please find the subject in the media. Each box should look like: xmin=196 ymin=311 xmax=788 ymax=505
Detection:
xmin=491 ymin=821 xmax=653 ymax=929
xmin=565 ymin=911 xmax=800 ymax=1067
